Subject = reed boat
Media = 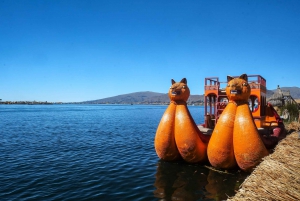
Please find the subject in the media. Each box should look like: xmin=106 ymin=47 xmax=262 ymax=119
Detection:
xmin=154 ymin=75 xmax=287 ymax=171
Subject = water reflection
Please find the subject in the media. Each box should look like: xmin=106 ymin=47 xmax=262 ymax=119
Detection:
xmin=205 ymin=169 xmax=249 ymax=201
xmin=153 ymin=160 xmax=249 ymax=201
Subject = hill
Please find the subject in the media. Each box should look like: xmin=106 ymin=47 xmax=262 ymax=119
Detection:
xmin=83 ymin=91 xmax=167 ymax=104
xmin=82 ymin=91 xmax=204 ymax=105
xmin=82 ymin=87 xmax=300 ymax=105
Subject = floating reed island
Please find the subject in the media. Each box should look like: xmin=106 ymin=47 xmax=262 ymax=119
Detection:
xmin=227 ymin=122 xmax=300 ymax=201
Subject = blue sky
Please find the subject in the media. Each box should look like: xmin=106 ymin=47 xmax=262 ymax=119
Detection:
xmin=1 ymin=0 xmax=300 ymax=102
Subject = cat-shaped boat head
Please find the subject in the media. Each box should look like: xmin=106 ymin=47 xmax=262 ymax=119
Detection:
xmin=226 ymin=74 xmax=251 ymax=101
xmin=169 ymin=78 xmax=190 ymax=102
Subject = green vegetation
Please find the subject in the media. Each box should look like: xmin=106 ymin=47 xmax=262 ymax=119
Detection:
xmin=280 ymin=102 xmax=300 ymax=123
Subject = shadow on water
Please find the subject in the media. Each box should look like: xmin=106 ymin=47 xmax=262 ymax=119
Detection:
xmin=153 ymin=160 xmax=249 ymax=201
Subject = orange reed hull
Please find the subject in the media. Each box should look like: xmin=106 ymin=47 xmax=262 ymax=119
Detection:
xmin=233 ymin=104 xmax=269 ymax=172
xmin=155 ymin=102 xmax=181 ymax=161
xmin=207 ymin=102 xmax=238 ymax=169
xmin=174 ymin=104 xmax=207 ymax=163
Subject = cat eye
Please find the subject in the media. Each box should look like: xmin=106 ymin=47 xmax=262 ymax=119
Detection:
xmin=242 ymin=82 xmax=248 ymax=86
xmin=182 ymin=86 xmax=186 ymax=89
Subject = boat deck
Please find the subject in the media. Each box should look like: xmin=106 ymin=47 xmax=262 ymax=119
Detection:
xmin=198 ymin=125 xmax=269 ymax=136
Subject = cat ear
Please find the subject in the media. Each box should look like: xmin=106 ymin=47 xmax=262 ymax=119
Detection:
xmin=239 ymin=74 xmax=248 ymax=82
xmin=227 ymin=75 xmax=234 ymax=82
xmin=171 ymin=79 xmax=176 ymax=85
xmin=180 ymin=78 xmax=187 ymax=84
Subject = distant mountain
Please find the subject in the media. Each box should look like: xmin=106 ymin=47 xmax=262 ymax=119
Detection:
xmin=82 ymin=91 xmax=204 ymax=105
xmin=83 ymin=91 xmax=167 ymax=104
xmin=81 ymin=87 xmax=300 ymax=105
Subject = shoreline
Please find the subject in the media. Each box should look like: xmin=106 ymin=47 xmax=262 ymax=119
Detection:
xmin=227 ymin=127 xmax=300 ymax=201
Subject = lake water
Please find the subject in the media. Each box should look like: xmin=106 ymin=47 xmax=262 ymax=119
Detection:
xmin=0 ymin=104 xmax=248 ymax=201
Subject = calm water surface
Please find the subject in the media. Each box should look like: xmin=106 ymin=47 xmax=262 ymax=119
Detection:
xmin=0 ymin=105 xmax=248 ymax=201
